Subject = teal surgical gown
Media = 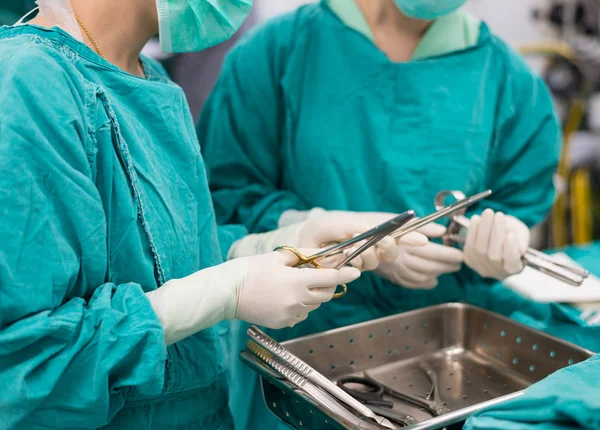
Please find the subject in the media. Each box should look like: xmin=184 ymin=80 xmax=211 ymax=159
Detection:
xmin=199 ymin=3 xmax=560 ymax=429
xmin=200 ymin=3 xmax=560 ymax=337
xmin=0 ymin=25 xmax=245 ymax=429
xmin=465 ymin=354 xmax=600 ymax=430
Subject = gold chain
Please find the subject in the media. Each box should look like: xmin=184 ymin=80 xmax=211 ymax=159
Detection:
xmin=74 ymin=12 xmax=105 ymax=59
xmin=73 ymin=12 xmax=144 ymax=76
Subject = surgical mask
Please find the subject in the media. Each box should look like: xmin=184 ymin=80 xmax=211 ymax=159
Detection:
xmin=156 ymin=0 xmax=253 ymax=53
xmin=16 ymin=0 xmax=83 ymax=41
xmin=394 ymin=0 xmax=468 ymax=20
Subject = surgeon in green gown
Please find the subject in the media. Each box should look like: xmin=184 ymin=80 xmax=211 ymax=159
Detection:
xmin=0 ymin=0 xmax=421 ymax=428
xmin=199 ymin=0 xmax=561 ymax=428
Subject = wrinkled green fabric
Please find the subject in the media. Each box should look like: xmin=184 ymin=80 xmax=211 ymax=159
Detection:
xmin=0 ymin=25 xmax=245 ymax=429
xmin=464 ymin=243 xmax=600 ymax=430
xmin=199 ymin=2 xmax=560 ymax=429
xmin=465 ymin=354 xmax=600 ymax=430
xmin=473 ymin=243 xmax=600 ymax=353
xmin=201 ymin=0 xmax=560 ymax=331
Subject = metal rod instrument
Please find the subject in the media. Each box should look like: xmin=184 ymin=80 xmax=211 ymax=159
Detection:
xmin=247 ymin=326 xmax=398 ymax=429
xmin=435 ymin=190 xmax=589 ymax=286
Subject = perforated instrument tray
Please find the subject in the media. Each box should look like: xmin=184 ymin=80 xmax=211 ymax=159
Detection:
xmin=241 ymin=303 xmax=594 ymax=429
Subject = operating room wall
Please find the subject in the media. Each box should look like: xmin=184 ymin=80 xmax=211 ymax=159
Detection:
xmin=254 ymin=0 xmax=318 ymax=21
xmin=465 ymin=0 xmax=560 ymax=75
xmin=465 ymin=0 xmax=559 ymax=45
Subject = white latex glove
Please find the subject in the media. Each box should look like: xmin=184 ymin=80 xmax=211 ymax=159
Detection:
xmin=375 ymin=223 xmax=464 ymax=289
xmin=228 ymin=213 xmax=413 ymax=271
xmin=464 ymin=209 xmax=530 ymax=280
xmin=146 ymin=250 xmax=360 ymax=346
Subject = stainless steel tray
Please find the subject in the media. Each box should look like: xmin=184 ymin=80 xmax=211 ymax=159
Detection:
xmin=241 ymin=303 xmax=594 ymax=429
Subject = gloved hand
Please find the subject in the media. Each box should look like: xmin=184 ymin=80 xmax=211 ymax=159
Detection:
xmin=374 ymin=223 xmax=464 ymax=289
xmin=464 ymin=209 xmax=530 ymax=280
xmin=146 ymin=250 xmax=360 ymax=346
xmin=228 ymin=213 xmax=421 ymax=271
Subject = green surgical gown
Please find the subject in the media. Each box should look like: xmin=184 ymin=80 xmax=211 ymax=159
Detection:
xmin=198 ymin=2 xmax=561 ymax=429
xmin=200 ymin=2 xmax=561 ymax=335
xmin=0 ymin=25 xmax=245 ymax=429
xmin=465 ymin=354 xmax=600 ymax=430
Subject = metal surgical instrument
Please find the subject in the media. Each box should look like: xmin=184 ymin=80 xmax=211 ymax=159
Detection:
xmin=247 ymin=326 xmax=399 ymax=429
xmin=435 ymin=190 xmax=590 ymax=286
xmin=389 ymin=190 xmax=493 ymax=241
xmin=337 ymin=375 xmax=418 ymax=427
xmin=365 ymin=363 xmax=450 ymax=418
xmin=276 ymin=210 xmax=416 ymax=298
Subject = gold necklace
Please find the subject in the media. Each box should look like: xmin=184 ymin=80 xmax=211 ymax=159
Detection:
xmin=74 ymin=12 xmax=105 ymax=58
xmin=74 ymin=12 xmax=144 ymax=76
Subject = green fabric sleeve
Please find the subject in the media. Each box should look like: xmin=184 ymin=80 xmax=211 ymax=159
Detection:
xmin=217 ymin=224 xmax=249 ymax=260
xmin=0 ymin=46 xmax=167 ymax=428
xmin=199 ymin=17 xmax=308 ymax=233
xmin=462 ymin=43 xmax=561 ymax=306
xmin=471 ymin=45 xmax=561 ymax=227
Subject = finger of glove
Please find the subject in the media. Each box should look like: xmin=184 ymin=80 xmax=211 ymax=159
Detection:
xmin=464 ymin=222 xmax=493 ymax=278
xmin=503 ymin=233 xmax=524 ymax=275
xmin=319 ymin=252 xmax=348 ymax=269
xmin=389 ymin=256 xmax=442 ymax=285
xmin=299 ymin=302 xmax=321 ymax=313
xmin=416 ymin=223 xmax=447 ymax=238
xmin=272 ymin=247 xmax=322 ymax=266
xmin=316 ymin=242 xmax=363 ymax=269
xmin=407 ymin=242 xmax=464 ymax=264
xmin=475 ymin=258 xmax=497 ymax=278
xmin=290 ymin=312 xmax=310 ymax=328
xmin=487 ymin=212 xmax=506 ymax=264
xmin=375 ymin=235 xmax=400 ymax=263
xmin=299 ymin=266 xmax=361 ymax=289
xmin=358 ymin=246 xmax=380 ymax=271
xmin=340 ymin=236 xmax=369 ymax=270
xmin=360 ymin=212 xmax=400 ymax=226
xmin=464 ymin=214 xmax=480 ymax=264
xmin=304 ymin=286 xmax=337 ymax=305
xmin=310 ymin=217 xmax=371 ymax=246
xmin=475 ymin=209 xmax=495 ymax=255
xmin=506 ymin=215 xmax=531 ymax=254
xmin=400 ymin=276 xmax=439 ymax=290
xmin=396 ymin=231 xmax=428 ymax=247
xmin=403 ymin=252 xmax=462 ymax=275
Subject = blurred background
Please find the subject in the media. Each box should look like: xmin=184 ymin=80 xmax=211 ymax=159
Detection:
xmin=3 ymin=0 xmax=600 ymax=251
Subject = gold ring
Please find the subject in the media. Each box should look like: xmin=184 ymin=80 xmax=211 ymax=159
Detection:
xmin=333 ymin=284 xmax=347 ymax=299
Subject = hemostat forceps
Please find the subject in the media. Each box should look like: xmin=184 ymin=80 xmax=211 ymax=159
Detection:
xmin=388 ymin=190 xmax=493 ymax=241
xmin=361 ymin=362 xmax=450 ymax=418
xmin=435 ymin=190 xmax=590 ymax=286
xmin=276 ymin=210 xmax=416 ymax=299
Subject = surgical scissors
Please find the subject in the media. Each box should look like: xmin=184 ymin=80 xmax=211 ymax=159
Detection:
xmin=435 ymin=190 xmax=590 ymax=286
xmin=337 ymin=375 xmax=418 ymax=427
xmin=276 ymin=210 xmax=416 ymax=298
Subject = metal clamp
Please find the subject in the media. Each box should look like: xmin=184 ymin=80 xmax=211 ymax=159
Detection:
xmin=434 ymin=190 xmax=590 ymax=286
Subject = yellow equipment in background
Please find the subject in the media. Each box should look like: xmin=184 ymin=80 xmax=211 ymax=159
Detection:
xmin=519 ymin=43 xmax=593 ymax=247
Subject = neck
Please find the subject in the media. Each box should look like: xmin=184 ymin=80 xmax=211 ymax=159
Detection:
xmin=72 ymin=0 xmax=158 ymax=75
xmin=354 ymin=0 xmax=431 ymax=62
xmin=31 ymin=0 xmax=158 ymax=76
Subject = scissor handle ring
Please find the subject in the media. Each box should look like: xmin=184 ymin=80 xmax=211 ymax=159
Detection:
xmin=333 ymin=284 xmax=347 ymax=299
xmin=433 ymin=190 xmax=467 ymax=214
xmin=337 ymin=375 xmax=385 ymax=396
xmin=274 ymin=246 xmax=310 ymax=266
xmin=274 ymin=246 xmax=347 ymax=299
xmin=337 ymin=375 xmax=393 ymax=408
xmin=434 ymin=190 xmax=468 ymax=247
